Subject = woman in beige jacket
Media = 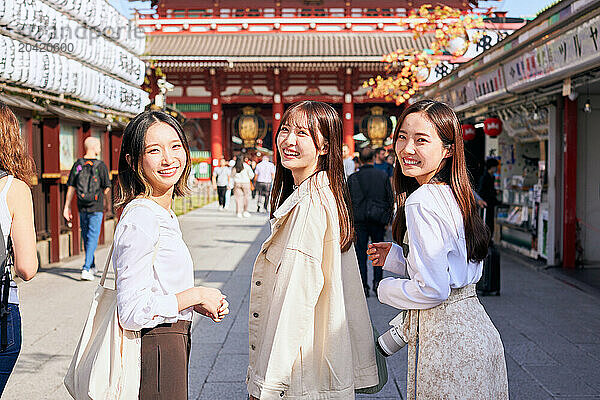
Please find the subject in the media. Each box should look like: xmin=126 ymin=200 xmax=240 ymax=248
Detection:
xmin=247 ymin=101 xmax=379 ymax=399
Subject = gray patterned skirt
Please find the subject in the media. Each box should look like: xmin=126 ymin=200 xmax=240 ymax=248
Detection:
xmin=401 ymin=284 xmax=509 ymax=400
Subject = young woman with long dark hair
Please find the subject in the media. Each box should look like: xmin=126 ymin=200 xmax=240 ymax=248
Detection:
xmin=0 ymin=103 xmax=38 ymax=394
xmin=367 ymin=100 xmax=508 ymax=399
xmin=231 ymin=155 xmax=255 ymax=218
xmin=247 ymin=101 xmax=378 ymax=399
xmin=114 ymin=110 xmax=229 ymax=399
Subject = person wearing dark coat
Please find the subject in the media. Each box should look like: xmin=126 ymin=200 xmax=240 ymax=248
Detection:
xmin=348 ymin=147 xmax=394 ymax=297
xmin=478 ymin=158 xmax=500 ymax=236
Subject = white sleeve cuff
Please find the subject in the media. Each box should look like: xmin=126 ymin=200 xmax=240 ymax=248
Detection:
xmin=382 ymin=243 xmax=407 ymax=276
xmin=153 ymin=294 xmax=179 ymax=319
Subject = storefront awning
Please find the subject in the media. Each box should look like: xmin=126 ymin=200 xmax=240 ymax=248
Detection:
xmin=0 ymin=93 xmax=47 ymax=113
xmin=46 ymin=105 xmax=112 ymax=127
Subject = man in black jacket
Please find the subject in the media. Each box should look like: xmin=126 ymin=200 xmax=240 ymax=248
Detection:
xmin=478 ymin=158 xmax=500 ymax=236
xmin=348 ymin=147 xmax=394 ymax=297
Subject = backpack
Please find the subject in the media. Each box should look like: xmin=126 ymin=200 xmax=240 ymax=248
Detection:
xmin=0 ymin=169 xmax=14 ymax=350
xmin=75 ymin=160 xmax=102 ymax=207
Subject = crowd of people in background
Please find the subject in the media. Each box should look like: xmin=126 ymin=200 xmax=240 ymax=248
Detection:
xmin=211 ymin=153 xmax=276 ymax=217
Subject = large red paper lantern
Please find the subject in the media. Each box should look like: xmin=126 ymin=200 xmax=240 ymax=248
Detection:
xmin=462 ymin=124 xmax=476 ymax=141
xmin=484 ymin=117 xmax=503 ymax=137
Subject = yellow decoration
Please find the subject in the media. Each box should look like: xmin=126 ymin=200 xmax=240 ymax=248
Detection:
xmin=363 ymin=5 xmax=487 ymax=105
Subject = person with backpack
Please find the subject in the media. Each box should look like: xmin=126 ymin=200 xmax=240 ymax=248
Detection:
xmin=347 ymin=147 xmax=394 ymax=298
xmin=0 ymin=102 xmax=38 ymax=394
xmin=63 ymin=137 xmax=111 ymax=281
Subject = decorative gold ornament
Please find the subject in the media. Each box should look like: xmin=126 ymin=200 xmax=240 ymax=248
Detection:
xmin=234 ymin=106 xmax=266 ymax=148
xmin=363 ymin=106 xmax=391 ymax=147
xmin=363 ymin=5 xmax=486 ymax=105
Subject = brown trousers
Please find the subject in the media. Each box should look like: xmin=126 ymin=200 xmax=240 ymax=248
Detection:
xmin=139 ymin=320 xmax=191 ymax=400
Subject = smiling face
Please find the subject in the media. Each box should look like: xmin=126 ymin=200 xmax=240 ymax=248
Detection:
xmin=394 ymin=112 xmax=451 ymax=185
xmin=276 ymin=112 xmax=327 ymax=185
xmin=141 ymin=122 xmax=187 ymax=196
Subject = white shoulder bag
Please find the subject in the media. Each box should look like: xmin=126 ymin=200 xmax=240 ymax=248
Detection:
xmin=64 ymin=205 xmax=158 ymax=399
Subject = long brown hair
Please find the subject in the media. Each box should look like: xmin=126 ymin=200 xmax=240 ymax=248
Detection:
xmin=115 ymin=110 xmax=191 ymax=208
xmin=270 ymin=101 xmax=354 ymax=252
xmin=0 ymin=102 xmax=36 ymax=186
xmin=391 ymin=100 xmax=489 ymax=262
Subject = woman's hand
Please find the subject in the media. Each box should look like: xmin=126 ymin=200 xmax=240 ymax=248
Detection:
xmin=176 ymin=287 xmax=228 ymax=322
xmin=195 ymin=297 xmax=230 ymax=322
xmin=367 ymin=242 xmax=392 ymax=267
xmin=193 ymin=287 xmax=228 ymax=322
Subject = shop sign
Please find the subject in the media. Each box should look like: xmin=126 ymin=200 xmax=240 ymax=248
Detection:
xmin=439 ymin=13 xmax=600 ymax=110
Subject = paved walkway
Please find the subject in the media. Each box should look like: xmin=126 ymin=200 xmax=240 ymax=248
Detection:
xmin=4 ymin=198 xmax=600 ymax=399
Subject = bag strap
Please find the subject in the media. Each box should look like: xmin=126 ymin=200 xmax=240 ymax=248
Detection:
xmin=99 ymin=203 xmax=160 ymax=290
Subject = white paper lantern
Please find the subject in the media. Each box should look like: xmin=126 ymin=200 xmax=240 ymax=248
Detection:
xmin=59 ymin=55 xmax=70 ymax=93
xmin=446 ymin=36 xmax=469 ymax=57
xmin=0 ymin=0 xmax=16 ymax=26
xmin=0 ymin=36 xmax=10 ymax=81
xmin=26 ymin=48 xmax=39 ymax=88
xmin=3 ymin=38 xmax=16 ymax=82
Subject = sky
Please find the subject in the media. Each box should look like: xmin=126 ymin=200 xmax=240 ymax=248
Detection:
xmin=109 ymin=0 xmax=560 ymax=20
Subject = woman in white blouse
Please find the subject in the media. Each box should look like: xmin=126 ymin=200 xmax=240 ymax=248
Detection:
xmin=114 ymin=111 xmax=229 ymax=399
xmin=367 ymin=100 xmax=508 ymax=399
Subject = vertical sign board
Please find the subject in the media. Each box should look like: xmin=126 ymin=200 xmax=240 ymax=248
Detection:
xmin=190 ymin=150 xmax=212 ymax=181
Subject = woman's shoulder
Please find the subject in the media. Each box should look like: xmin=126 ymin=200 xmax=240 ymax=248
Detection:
xmin=6 ymin=177 xmax=31 ymax=194
xmin=6 ymin=177 xmax=32 ymax=202
xmin=406 ymin=184 xmax=452 ymax=207
xmin=119 ymin=200 xmax=162 ymax=230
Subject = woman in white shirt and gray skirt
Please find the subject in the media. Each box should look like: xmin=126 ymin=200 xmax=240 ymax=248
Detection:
xmin=114 ymin=110 xmax=229 ymax=399
xmin=368 ymin=100 xmax=508 ymax=399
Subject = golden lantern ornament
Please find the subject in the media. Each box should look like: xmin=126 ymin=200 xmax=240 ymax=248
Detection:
xmin=233 ymin=106 xmax=266 ymax=148
xmin=362 ymin=106 xmax=392 ymax=147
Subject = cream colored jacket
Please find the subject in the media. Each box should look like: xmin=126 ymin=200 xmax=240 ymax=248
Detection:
xmin=247 ymin=172 xmax=378 ymax=400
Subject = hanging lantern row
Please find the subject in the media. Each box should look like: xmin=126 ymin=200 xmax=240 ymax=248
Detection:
xmin=461 ymin=124 xmax=476 ymax=141
xmin=0 ymin=0 xmax=145 ymax=86
xmin=0 ymin=35 xmax=149 ymax=114
xmin=0 ymin=0 xmax=144 ymax=56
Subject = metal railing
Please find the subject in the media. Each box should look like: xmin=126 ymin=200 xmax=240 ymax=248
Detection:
xmin=172 ymin=181 xmax=216 ymax=216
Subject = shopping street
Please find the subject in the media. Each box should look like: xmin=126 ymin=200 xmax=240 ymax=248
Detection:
xmin=5 ymin=199 xmax=600 ymax=400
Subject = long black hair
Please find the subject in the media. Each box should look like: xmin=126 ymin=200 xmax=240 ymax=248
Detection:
xmin=115 ymin=110 xmax=191 ymax=208
xmin=391 ymin=100 xmax=490 ymax=262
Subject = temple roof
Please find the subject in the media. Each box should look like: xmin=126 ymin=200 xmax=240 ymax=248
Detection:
xmin=144 ymin=32 xmax=433 ymax=61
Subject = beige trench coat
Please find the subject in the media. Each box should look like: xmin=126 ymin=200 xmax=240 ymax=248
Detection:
xmin=247 ymin=172 xmax=379 ymax=400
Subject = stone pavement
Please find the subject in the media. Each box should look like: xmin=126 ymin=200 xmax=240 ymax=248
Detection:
xmin=4 ymin=197 xmax=600 ymax=399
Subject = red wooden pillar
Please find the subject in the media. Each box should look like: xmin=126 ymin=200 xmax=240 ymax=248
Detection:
xmin=111 ymin=129 xmax=124 ymax=220
xmin=25 ymin=117 xmax=34 ymax=158
xmin=70 ymin=124 xmax=87 ymax=256
xmin=210 ymin=70 xmax=223 ymax=164
xmin=43 ymin=118 xmax=61 ymax=263
xmin=98 ymin=128 xmax=110 ymax=245
xmin=562 ymin=97 xmax=578 ymax=269
xmin=273 ymin=68 xmax=283 ymax=162
xmin=343 ymin=68 xmax=355 ymax=154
